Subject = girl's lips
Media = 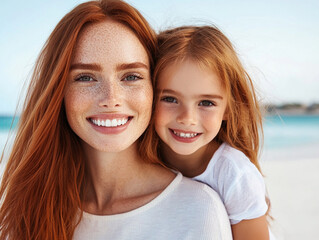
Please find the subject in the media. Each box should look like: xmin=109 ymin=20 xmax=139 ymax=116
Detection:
xmin=169 ymin=128 xmax=202 ymax=143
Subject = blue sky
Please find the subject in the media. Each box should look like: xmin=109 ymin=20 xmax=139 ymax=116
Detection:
xmin=1 ymin=0 xmax=319 ymax=115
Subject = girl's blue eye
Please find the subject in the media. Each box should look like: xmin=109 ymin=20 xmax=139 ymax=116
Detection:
xmin=75 ymin=75 xmax=94 ymax=82
xmin=199 ymin=100 xmax=214 ymax=107
xmin=124 ymin=75 xmax=142 ymax=81
xmin=161 ymin=96 xmax=177 ymax=103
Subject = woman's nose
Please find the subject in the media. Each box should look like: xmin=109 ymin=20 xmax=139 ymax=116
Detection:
xmin=176 ymin=106 xmax=197 ymax=126
xmin=98 ymin=80 xmax=122 ymax=108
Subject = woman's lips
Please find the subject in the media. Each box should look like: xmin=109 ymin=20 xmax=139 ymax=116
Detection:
xmin=88 ymin=114 xmax=133 ymax=134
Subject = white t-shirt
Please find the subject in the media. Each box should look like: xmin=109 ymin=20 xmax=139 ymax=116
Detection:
xmin=193 ymin=143 xmax=268 ymax=225
xmin=73 ymin=172 xmax=232 ymax=240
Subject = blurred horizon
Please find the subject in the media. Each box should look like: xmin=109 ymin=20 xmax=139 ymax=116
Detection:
xmin=1 ymin=0 xmax=319 ymax=115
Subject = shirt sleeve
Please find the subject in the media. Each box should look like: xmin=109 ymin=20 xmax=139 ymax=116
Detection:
xmin=222 ymin=167 xmax=268 ymax=225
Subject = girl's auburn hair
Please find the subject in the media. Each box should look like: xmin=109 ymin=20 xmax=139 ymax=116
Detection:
xmin=143 ymin=24 xmax=272 ymax=217
xmin=0 ymin=0 xmax=158 ymax=239
xmin=149 ymin=25 xmax=263 ymax=172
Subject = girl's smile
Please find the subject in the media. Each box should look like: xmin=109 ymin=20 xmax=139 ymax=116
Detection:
xmin=169 ymin=128 xmax=202 ymax=143
xmin=155 ymin=59 xmax=227 ymax=156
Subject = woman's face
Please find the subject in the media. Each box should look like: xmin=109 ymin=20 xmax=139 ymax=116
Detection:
xmin=64 ymin=20 xmax=153 ymax=153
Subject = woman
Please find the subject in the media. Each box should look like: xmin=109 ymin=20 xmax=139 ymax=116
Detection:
xmin=0 ymin=1 xmax=232 ymax=239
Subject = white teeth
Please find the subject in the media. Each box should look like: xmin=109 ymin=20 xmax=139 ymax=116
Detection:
xmin=173 ymin=130 xmax=198 ymax=138
xmin=91 ymin=118 xmax=129 ymax=127
xmin=105 ymin=119 xmax=111 ymax=127
xmin=111 ymin=119 xmax=117 ymax=127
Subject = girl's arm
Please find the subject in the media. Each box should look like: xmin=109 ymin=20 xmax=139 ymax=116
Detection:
xmin=231 ymin=215 xmax=269 ymax=240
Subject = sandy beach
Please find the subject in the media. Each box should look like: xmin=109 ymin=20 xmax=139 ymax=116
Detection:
xmin=261 ymin=143 xmax=319 ymax=240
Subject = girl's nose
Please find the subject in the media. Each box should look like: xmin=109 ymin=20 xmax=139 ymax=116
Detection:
xmin=176 ymin=106 xmax=197 ymax=126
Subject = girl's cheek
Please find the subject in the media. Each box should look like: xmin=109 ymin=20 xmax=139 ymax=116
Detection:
xmin=155 ymin=103 xmax=168 ymax=121
xmin=155 ymin=103 xmax=178 ymax=126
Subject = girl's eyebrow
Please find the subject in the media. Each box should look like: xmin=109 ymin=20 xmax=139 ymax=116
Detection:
xmin=200 ymin=94 xmax=223 ymax=100
xmin=157 ymin=89 xmax=223 ymax=100
xmin=156 ymin=89 xmax=177 ymax=94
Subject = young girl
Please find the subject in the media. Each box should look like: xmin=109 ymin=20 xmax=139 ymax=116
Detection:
xmin=152 ymin=26 xmax=274 ymax=239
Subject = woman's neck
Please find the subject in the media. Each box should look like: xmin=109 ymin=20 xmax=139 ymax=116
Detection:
xmin=160 ymin=141 xmax=220 ymax=178
xmin=82 ymin=142 xmax=175 ymax=215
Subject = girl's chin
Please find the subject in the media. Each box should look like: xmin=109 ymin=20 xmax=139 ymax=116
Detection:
xmin=170 ymin=147 xmax=198 ymax=156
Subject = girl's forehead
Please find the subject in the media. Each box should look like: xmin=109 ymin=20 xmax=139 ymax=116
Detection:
xmin=157 ymin=59 xmax=225 ymax=97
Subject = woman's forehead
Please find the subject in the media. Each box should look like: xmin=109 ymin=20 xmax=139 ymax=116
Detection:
xmin=72 ymin=20 xmax=149 ymax=67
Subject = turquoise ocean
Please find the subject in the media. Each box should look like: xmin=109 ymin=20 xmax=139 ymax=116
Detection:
xmin=1 ymin=115 xmax=319 ymax=159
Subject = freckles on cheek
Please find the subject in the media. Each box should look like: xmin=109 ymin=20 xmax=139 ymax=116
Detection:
xmin=64 ymin=87 xmax=89 ymax=118
xmin=131 ymin=86 xmax=153 ymax=109
xmin=64 ymin=92 xmax=78 ymax=122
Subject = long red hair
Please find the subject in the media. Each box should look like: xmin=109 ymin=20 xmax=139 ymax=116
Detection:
xmin=0 ymin=1 xmax=158 ymax=239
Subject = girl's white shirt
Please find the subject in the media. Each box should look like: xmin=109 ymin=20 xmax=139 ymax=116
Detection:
xmin=193 ymin=142 xmax=268 ymax=224
xmin=193 ymin=143 xmax=276 ymax=239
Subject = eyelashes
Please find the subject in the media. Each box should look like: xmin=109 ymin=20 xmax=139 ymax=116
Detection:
xmin=160 ymin=96 xmax=178 ymax=103
xmin=199 ymin=100 xmax=216 ymax=107
xmin=122 ymin=73 xmax=143 ymax=81
xmin=74 ymin=74 xmax=95 ymax=82
xmin=73 ymin=73 xmax=144 ymax=82
xmin=160 ymin=96 xmax=216 ymax=107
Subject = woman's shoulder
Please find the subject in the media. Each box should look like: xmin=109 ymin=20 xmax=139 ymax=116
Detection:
xmin=159 ymin=172 xmax=226 ymax=212
xmin=178 ymin=174 xmax=222 ymax=200
xmin=170 ymin=174 xmax=231 ymax=220
xmin=164 ymin=174 xmax=232 ymax=238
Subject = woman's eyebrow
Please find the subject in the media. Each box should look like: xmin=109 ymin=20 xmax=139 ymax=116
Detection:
xmin=116 ymin=62 xmax=148 ymax=71
xmin=70 ymin=62 xmax=148 ymax=72
xmin=70 ymin=63 xmax=101 ymax=71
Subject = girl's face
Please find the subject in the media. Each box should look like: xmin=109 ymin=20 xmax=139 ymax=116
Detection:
xmin=155 ymin=59 xmax=227 ymax=156
xmin=64 ymin=20 xmax=153 ymax=153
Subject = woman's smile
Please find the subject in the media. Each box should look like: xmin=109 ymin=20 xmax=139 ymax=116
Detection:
xmin=64 ymin=20 xmax=153 ymax=152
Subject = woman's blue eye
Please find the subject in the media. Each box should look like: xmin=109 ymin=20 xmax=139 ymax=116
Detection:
xmin=161 ymin=96 xmax=177 ymax=103
xmin=124 ymin=75 xmax=141 ymax=81
xmin=75 ymin=75 xmax=94 ymax=82
xmin=199 ymin=100 xmax=214 ymax=107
